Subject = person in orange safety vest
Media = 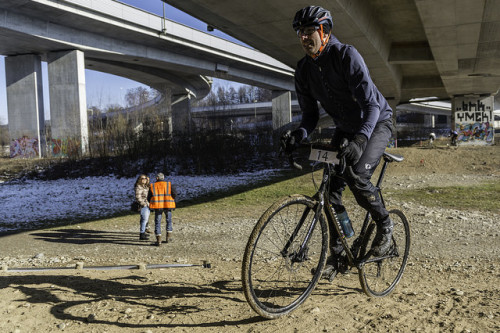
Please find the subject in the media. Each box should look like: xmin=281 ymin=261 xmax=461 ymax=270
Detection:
xmin=148 ymin=172 xmax=177 ymax=246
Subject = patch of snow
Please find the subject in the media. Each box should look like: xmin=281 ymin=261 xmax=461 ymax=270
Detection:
xmin=0 ymin=170 xmax=281 ymax=232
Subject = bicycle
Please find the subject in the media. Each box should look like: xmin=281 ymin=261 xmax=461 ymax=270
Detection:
xmin=241 ymin=144 xmax=410 ymax=319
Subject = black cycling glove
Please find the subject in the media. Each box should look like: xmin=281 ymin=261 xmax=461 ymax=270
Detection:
xmin=338 ymin=134 xmax=367 ymax=166
xmin=281 ymin=129 xmax=306 ymax=153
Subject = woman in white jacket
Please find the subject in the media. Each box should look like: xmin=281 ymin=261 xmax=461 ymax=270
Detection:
xmin=134 ymin=174 xmax=151 ymax=240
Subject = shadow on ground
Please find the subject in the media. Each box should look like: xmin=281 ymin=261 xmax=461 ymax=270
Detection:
xmin=0 ymin=274 xmax=266 ymax=329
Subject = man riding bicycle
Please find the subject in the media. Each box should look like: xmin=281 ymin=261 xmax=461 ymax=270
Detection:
xmin=450 ymin=129 xmax=458 ymax=146
xmin=282 ymin=5 xmax=394 ymax=278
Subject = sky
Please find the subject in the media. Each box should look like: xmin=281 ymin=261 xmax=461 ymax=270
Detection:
xmin=0 ymin=0 xmax=246 ymax=124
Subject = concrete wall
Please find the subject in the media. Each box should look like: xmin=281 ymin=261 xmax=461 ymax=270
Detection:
xmin=452 ymin=96 xmax=495 ymax=145
xmin=271 ymin=90 xmax=291 ymax=130
xmin=47 ymin=50 xmax=88 ymax=156
xmin=172 ymin=97 xmax=192 ymax=135
xmin=5 ymin=54 xmax=45 ymax=158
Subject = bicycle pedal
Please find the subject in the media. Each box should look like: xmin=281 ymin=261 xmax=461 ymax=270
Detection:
xmin=327 ymin=270 xmax=338 ymax=282
xmin=338 ymin=267 xmax=350 ymax=275
xmin=337 ymin=258 xmax=349 ymax=275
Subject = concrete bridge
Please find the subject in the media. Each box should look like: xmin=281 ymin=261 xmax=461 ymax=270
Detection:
xmin=168 ymin=0 xmax=500 ymax=103
xmin=3 ymin=0 xmax=499 ymax=158
xmin=0 ymin=0 xmax=295 ymax=158
xmin=189 ymin=99 xmax=454 ymax=135
xmin=168 ymin=0 xmax=499 ymax=145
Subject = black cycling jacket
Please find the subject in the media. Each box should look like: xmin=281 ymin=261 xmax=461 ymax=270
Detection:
xmin=295 ymin=35 xmax=392 ymax=140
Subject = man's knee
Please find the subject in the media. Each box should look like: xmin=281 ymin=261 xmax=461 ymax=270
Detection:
xmin=351 ymin=185 xmax=383 ymax=215
xmin=358 ymin=189 xmax=379 ymax=204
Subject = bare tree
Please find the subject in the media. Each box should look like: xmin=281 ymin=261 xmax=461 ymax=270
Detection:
xmin=256 ymin=87 xmax=272 ymax=102
xmin=125 ymin=86 xmax=151 ymax=107
xmin=0 ymin=122 xmax=9 ymax=156
xmin=238 ymin=86 xmax=247 ymax=103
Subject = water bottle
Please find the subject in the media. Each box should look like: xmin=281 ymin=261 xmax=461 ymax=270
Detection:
xmin=336 ymin=210 xmax=355 ymax=238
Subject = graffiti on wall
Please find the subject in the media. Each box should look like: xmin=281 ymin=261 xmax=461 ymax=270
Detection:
xmin=10 ymin=136 xmax=39 ymax=158
xmin=455 ymin=122 xmax=494 ymax=144
xmin=50 ymin=138 xmax=81 ymax=157
xmin=454 ymin=97 xmax=495 ymax=145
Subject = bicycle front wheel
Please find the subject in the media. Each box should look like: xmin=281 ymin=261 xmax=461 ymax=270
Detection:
xmin=242 ymin=194 xmax=329 ymax=319
xmin=358 ymin=209 xmax=410 ymax=297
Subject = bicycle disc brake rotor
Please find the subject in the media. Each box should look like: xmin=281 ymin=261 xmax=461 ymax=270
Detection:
xmin=285 ymin=247 xmax=309 ymax=272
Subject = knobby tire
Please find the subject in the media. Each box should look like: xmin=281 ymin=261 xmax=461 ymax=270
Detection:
xmin=358 ymin=209 xmax=410 ymax=297
xmin=241 ymin=194 xmax=329 ymax=319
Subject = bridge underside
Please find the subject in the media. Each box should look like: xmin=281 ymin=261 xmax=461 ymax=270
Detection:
xmin=166 ymin=0 xmax=500 ymax=103
xmin=0 ymin=0 xmax=296 ymax=158
xmin=3 ymin=0 xmax=500 ymax=157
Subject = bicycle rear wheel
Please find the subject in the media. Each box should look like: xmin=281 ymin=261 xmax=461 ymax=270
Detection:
xmin=242 ymin=194 xmax=328 ymax=319
xmin=358 ymin=209 xmax=410 ymax=297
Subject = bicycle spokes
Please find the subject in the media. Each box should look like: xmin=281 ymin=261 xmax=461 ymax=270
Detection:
xmin=358 ymin=209 xmax=410 ymax=297
xmin=281 ymin=206 xmax=316 ymax=258
xmin=243 ymin=148 xmax=410 ymax=318
xmin=242 ymin=196 xmax=328 ymax=319
xmin=287 ymin=246 xmax=309 ymax=264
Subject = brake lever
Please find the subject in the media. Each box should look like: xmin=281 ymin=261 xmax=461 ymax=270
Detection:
xmin=279 ymin=132 xmax=304 ymax=170
xmin=289 ymin=154 xmax=303 ymax=170
xmin=345 ymin=165 xmax=361 ymax=182
xmin=337 ymin=155 xmax=361 ymax=182
xmin=277 ymin=145 xmax=302 ymax=170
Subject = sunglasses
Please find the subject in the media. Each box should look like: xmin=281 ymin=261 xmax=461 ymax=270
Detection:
xmin=296 ymin=26 xmax=319 ymax=37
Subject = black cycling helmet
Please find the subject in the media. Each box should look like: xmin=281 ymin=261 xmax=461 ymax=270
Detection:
xmin=292 ymin=6 xmax=333 ymax=32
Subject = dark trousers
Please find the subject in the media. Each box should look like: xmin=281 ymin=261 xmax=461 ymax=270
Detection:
xmin=329 ymin=119 xmax=393 ymax=254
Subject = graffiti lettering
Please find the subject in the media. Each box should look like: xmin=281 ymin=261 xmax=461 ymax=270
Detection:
xmin=455 ymin=122 xmax=494 ymax=145
xmin=455 ymin=111 xmax=492 ymax=124
xmin=453 ymin=96 xmax=495 ymax=145
xmin=460 ymin=100 xmax=485 ymax=112
xmin=50 ymin=138 xmax=80 ymax=157
xmin=10 ymin=136 xmax=39 ymax=158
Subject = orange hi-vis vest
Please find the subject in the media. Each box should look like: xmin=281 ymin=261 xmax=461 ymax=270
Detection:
xmin=149 ymin=181 xmax=176 ymax=209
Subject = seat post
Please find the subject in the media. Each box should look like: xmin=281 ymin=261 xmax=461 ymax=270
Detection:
xmin=375 ymin=160 xmax=389 ymax=189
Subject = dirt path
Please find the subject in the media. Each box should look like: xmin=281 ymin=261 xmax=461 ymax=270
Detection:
xmin=1 ymin=145 xmax=499 ymax=332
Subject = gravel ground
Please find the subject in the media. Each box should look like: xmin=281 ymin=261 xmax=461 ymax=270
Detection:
xmin=0 ymin=144 xmax=499 ymax=333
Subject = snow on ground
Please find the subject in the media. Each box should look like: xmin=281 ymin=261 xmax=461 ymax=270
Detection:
xmin=0 ymin=170 xmax=281 ymax=233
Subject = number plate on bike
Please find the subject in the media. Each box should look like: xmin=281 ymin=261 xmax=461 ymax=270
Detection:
xmin=309 ymin=148 xmax=339 ymax=164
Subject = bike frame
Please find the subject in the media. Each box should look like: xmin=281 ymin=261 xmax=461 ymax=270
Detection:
xmin=281 ymin=153 xmax=395 ymax=269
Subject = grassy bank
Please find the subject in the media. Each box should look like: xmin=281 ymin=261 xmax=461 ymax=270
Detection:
xmin=5 ymin=169 xmax=497 ymax=237
xmin=175 ymin=171 xmax=500 ymax=223
xmin=387 ymin=182 xmax=500 ymax=213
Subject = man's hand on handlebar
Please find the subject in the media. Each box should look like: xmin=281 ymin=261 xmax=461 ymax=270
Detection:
xmin=280 ymin=129 xmax=307 ymax=170
xmin=280 ymin=129 xmax=306 ymax=154
xmin=337 ymin=134 xmax=367 ymax=166
xmin=335 ymin=137 xmax=363 ymax=182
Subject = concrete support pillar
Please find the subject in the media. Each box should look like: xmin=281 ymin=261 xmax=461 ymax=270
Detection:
xmin=388 ymin=99 xmax=398 ymax=128
xmin=5 ymin=54 xmax=45 ymax=158
xmin=423 ymin=114 xmax=434 ymax=128
xmin=47 ymin=50 xmax=88 ymax=157
xmin=451 ymin=95 xmax=495 ymax=145
xmin=388 ymin=99 xmax=398 ymax=147
xmin=172 ymin=95 xmax=192 ymax=135
xmin=156 ymin=84 xmax=173 ymax=138
xmin=271 ymin=90 xmax=292 ymax=130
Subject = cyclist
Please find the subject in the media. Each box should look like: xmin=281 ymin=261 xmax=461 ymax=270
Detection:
xmin=429 ymin=132 xmax=436 ymax=146
xmin=283 ymin=5 xmax=394 ymax=277
xmin=450 ymin=129 xmax=458 ymax=146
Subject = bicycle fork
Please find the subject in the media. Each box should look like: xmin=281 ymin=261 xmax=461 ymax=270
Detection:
xmin=280 ymin=203 xmax=322 ymax=263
